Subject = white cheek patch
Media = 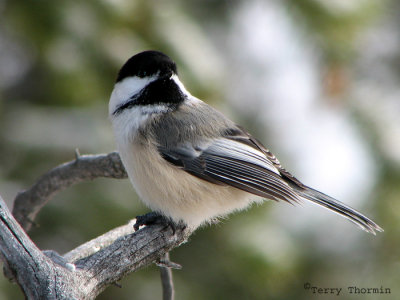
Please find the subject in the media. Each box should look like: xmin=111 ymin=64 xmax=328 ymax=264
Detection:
xmin=171 ymin=74 xmax=191 ymax=97
xmin=170 ymin=74 xmax=204 ymax=107
xmin=111 ymin=104 xmax=171 ymax=143
xmin=109 ymin=75 xmax=158 ymax=116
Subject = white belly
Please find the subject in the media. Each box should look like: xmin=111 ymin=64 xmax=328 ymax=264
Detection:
xmin=118 ymin=141 xmax=256 ymax=229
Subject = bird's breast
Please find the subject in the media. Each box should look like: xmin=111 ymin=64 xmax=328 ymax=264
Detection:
xmin=117 ymin=139 xmax=256 ymax=228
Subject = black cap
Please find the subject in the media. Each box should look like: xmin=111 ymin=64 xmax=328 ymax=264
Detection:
xmin=116 ymin=50 xmax=178 ymax=82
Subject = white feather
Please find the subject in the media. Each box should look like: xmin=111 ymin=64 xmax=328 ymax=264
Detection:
xmin=110 ymin=104 xmax=170 ymax=143
xmin=209 ymin=139 xmax=280 ymax=175
xmin=171 ymin=74 xmax=191 ymax=97
xmin=117 ymin=139 xmax=257 ymax=228
xmin=109 ymin=75 xmax=159 ymax=116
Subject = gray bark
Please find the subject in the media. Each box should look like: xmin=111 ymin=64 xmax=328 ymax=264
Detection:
xmin=13 ymin=151 xmax=127 ymax=232
xmin=0 ymin=152 xmax=190 ymax=299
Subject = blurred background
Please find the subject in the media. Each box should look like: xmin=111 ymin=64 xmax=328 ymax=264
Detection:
xmin=0 ymin=0 xmax=399 ymax=299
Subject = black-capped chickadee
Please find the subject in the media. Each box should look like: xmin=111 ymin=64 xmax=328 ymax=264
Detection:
xmin=109 ymin=50 xmax=382 ymax=234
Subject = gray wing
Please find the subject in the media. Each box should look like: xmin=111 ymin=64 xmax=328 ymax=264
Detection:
xmin=159 ymin=126 xmax=383 ymax=234
xmin=158 ymin=132 xmax=302 ymax=204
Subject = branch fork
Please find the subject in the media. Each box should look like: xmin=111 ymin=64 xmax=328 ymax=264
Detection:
xmin=0 ymin=152 xmax=190 ymax=299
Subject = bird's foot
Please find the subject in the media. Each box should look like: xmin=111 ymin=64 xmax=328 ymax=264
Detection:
xmin=134 ymin=212 xmax=183 ymax=234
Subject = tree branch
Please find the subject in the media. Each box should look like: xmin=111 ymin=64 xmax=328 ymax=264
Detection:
xmin=12 ymin=152 xmax=127 ymax=232
xmin=63 ymin=219 xmax=137 ymax=263
xmin=1 ymin=194 xmax=190 ymax=298
xmin=0 ymin=152 xmax=191 ymax=299
xmin=159 ymin=253 xmax=175 ymax=300
xmin=73 ymin=223 xmax=189 ymax=297
xmin=0 ymin=195 xmax=83 ymax=299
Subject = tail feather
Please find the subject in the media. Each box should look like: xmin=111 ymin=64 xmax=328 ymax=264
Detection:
xmin=295 ymin=186 xmax=383 ymax=235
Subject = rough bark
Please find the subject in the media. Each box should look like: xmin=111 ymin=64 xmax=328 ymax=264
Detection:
xmin=0 ymin=152 xmax=190 ymax=299
xmin=13 ymin=151 xmax=127 ymax=232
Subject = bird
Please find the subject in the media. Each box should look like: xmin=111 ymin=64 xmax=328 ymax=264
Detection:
xmin=108 ymin=50 xmax=382 ymax=234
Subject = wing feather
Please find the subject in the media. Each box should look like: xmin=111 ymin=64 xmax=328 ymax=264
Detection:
xmin=159 ymin=136 xmax=302 ymax=204
xmin=158 ymin=125 xmax=382 ymax=234
xmin=205 ymin=155 xmax=300 ymax=201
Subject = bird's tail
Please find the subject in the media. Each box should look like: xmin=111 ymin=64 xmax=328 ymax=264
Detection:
xmin=295 ymin=186 xmax=383 ymax=235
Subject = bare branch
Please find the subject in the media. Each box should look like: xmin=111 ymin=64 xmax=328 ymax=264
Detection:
xmin=12 ymin=152 xmax=127 ymax=232
xmin=73 ymin=223 xmax=190 ymax=297
xmin=1 ymin=193 xmax=191 ymax=299
xmin=63 ymin=219 xmax=137 ymax=263
xmin=159 ymin=252 xmax=175 ymax=300
xmin=0 ymin=195 xmax=84 ymax=299
xmin=2 ymin=151 xmax=193 ymax=298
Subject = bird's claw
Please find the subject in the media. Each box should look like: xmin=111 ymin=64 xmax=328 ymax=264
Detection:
xmin=134 ymin=212 xmax=182 ymax=234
